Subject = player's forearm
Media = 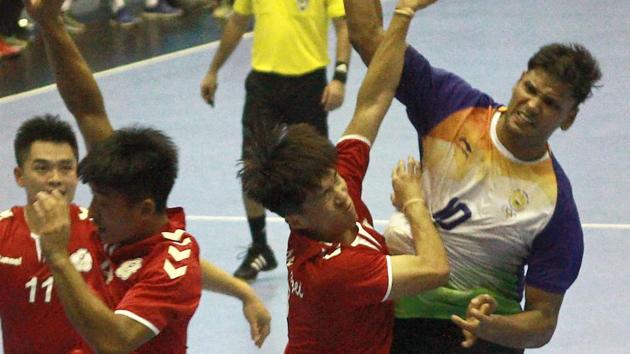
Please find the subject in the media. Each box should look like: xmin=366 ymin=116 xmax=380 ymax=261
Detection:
xmin=405 ymin=201 xmax=449 ymax=286
xmin=208 ymin=14 xmax=248 ymax=74
xmin=201 ymin=259 xmax=257 ymax=301
xmin=332 ymin=17 xmax=351 ymax=67
xmin=476 ymin=310 xmax=557 ymax=348
xmin=344 ymin=11 xmax=410 ymax=142
xmin=343 ymin=0 xmax=384 ymax=65
xmin=38 ymin=17 xmax=111 ymax=149
xmin=47 ymin=257 xmax=142 ymax=354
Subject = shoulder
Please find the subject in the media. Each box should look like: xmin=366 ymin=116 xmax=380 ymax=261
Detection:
xmin=143 ymin=229 xmax=201 ymax=281
xmin=0 ymin=207 xmax=21 ymax=234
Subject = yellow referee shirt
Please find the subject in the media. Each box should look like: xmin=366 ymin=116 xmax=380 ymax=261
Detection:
xmin=233 ymin=0 xmax=345 ymax=76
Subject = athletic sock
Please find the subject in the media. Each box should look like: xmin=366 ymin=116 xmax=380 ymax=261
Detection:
xmin=248 ymin=215 xmax=267 ymax=246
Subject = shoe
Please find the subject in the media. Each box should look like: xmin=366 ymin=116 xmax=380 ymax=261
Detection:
xmin=110 ymin=7 xmax=141 ymax=27
xmin=212 ymin=2 xmax=232 ymax=18
xmin=143 ymin=0 xmax=183 ymax=18
xmin=62 ymin=12 xmax=87 ymax=34
xmin=233 ymin=244 xmax=278 ymax=281
xmin=0 ymin=37 xmax=22 ymax=59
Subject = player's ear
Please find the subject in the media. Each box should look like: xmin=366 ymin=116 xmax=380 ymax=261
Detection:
xmin=137 ymin=198 xmax=156 ymax=216
xmin=14 ymin=167 xmax=25 ymax=187
xmin=561 ymin=107 xmax=578 ymax=131
xmin=285 ymin=214 xmax=308 ymax=230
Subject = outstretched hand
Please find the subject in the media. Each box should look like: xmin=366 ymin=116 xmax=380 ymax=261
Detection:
xmin=451 ymin=294 xmax=498 ymax=348
xmin=391 ymin=156 xmax=424 ymax=212
xmin=25 ymin=0 xmax=64 ymax=24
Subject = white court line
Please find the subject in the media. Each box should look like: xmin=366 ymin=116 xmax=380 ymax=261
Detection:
xmin=0 ymin=33 xmax=254 ymax=105
xmin=187 ymin=215 xmax=630 ymax=230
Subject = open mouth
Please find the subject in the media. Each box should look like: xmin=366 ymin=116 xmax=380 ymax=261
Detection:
xmin=513 ymin=111 xmax=535 ymax=126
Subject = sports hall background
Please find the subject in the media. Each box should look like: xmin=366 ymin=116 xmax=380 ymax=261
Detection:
xmin=1 ymin=0 xmax=629 ymax=352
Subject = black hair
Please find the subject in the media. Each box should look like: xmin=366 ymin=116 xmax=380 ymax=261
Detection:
xmin=239 ymin=123 xmax=337 ymax=217
xmin=14 ymin=114 xmax=79 ymax=166
xmin=79 ymin=126 xmax=178 ymax=213
xmin=528 ymin=43 xmax=602 ymax=105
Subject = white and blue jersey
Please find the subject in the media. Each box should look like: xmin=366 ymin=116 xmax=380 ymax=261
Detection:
xmin=384 ymin=47 xmax=584 ymax=319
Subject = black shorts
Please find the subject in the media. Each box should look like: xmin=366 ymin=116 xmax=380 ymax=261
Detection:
xmin=391 ymin=318 xmax=524 ymax=354
xmin=241 ymin=69 xmax=328 ymax=156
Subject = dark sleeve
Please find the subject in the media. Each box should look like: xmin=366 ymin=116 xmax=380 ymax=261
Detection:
xmin=525 ymin=158 xmax=584 ymax=294
xmin=396 ymin=46 xmax=498 ymax=137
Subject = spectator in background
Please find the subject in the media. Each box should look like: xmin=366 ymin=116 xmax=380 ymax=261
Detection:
xmin=110 ymin=0 xmax=183 ymax=27
xmin=0 ymin=0 xmax=28 ymax=58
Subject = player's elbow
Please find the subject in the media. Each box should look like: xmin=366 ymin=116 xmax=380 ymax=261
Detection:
xmin=427 ymin=263 xmax=450 ymax=288
xmin=528 ymin=325 xmax=556 ymax=348
xmin=411 ymin=261 xmax=450 ymax=291
xmin=349 ymin=28 xmax=383 ymax=65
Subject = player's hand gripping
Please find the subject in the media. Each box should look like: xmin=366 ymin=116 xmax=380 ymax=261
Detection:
xmin=391 ymin=156 xmax=425 ymax=214
xmin=451 ymin=294 xmax=499 ymax=347
xmin=200 ymin=71 xmax=219 ymax=107
xmin=321 ymin=80 xmax=345 ymax=111
xmin=30 ymin=190 xmax=71 ymax=264
xmin=25 ymin=0 xmax=64 ymax=25
xmin=242 ymin=295 xmax=272 ymax=348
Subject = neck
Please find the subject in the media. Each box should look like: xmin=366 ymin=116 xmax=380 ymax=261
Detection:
xmin=123 ymin=213 xmax=170 ymax=245
xmin=301 ymin=223 xmax=357 ymax=245
xmin=23 ymin=204 xmax=37 ymax=230
xmin=496 ymin=114 xmax=548 ymax=161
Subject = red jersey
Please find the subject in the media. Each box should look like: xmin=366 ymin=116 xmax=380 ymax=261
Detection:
xmin=102 ymin=207 xmax=201 ymax=354
xmin=0 ymin=204 xmax=108 ymax=354
xmin=285 ymin=137 xmax=394 ymax=354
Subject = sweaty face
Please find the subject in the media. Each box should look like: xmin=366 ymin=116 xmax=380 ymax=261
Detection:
xmin=296 ymin=169 xmax=358 ymax=243
xmin=15 ymin=141 xmax=78 ymax=205
xmin=500 ymin=69 xmax=577 ymax=157
xmin=88 ymin=184 xmax=142 ymax=244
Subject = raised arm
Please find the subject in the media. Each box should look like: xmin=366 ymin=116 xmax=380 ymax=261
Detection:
xmin=343 ymin=1 xmax=437 ymax=144
xmin=27 ymin=0 xmax=113 ymax=151
xmin=200 ymin=260 xmax=271 ymax=348
xmin=200 ymin=12 xmax=251 ymax=106
xmin=343 ymin=0 xmax=384 ymax=65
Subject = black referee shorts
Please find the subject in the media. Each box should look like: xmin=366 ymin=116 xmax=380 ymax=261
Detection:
xmin=241 ymin=69 xmax=328 ymax=157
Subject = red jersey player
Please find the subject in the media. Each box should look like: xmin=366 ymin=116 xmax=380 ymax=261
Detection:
xmin=0 ymin=116 xmax=110 ymax=353
xmin=24 ymin=0 xmax=271 ymax=351
xmin=238 ymin=1 xmax=449 ymax=353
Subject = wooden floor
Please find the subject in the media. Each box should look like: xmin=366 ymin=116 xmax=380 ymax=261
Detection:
xmin=0 ymin=1 xmax=228 ymax=97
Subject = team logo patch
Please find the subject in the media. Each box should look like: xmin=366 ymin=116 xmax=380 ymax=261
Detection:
xmin=115 ymin=258 xmax=143 ymax=280
xmin=509 ymin=189 xmax=529 ymax=212
xmin=70 ymin=248 xmax=93 ymax=272
xmin=296 ymin=0 xmax=308 ymax=11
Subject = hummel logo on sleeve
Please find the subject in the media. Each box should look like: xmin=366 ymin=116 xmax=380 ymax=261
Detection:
xmin=163 ymin=259 xmax=188 ymax=279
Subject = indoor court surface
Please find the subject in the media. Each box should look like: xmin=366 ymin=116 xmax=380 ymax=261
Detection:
xmin=1 ymin=0 xmax=629 ymax=353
